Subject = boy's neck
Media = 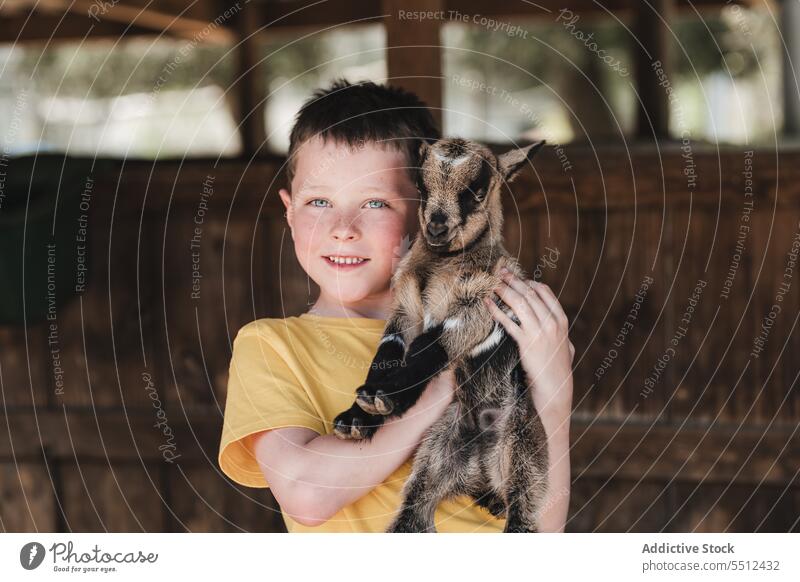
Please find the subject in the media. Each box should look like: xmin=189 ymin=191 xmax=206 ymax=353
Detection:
xmin=309 ymin=292 xmax=390 ymax=320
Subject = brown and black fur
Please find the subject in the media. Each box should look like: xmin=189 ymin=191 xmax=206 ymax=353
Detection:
xmin=332 ymin=137 xmax=549 ymax=533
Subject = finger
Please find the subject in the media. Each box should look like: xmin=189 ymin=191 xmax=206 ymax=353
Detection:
xmin=501 ymin=271 xmax=551 ymax=327
xmin=492 ymin=280 xmax=539 ymax=328
xmin=483 ymin=296 xmax=522 ymax=341
xmin=532 ymin=281 xmax=569 ymax=326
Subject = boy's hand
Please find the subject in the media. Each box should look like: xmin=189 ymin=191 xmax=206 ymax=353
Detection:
xmin=483 ymin=269 xmax=574 ymax=418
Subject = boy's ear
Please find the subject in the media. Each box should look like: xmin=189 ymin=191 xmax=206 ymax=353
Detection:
xmin=278 ymin=187 xmax=294 ymax=231
xmin=498 ymin=140 xmax=545 ymax=183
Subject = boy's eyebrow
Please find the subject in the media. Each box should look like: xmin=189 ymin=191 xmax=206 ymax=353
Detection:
xmin=298 ymin=184 xmax=400 ymax=196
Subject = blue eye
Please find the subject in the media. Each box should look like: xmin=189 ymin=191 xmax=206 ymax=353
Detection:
xmin=309 ymin=199 xmax=330 ymax=208
xmin=365 ymin=199 xmax=389 ymax=209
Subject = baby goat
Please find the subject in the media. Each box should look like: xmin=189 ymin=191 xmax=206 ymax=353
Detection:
xmin=332 ymin=137 xmax=549 ymax=533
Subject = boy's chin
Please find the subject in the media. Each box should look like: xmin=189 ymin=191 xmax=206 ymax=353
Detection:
xmin=319 ymin=288 xmax=374 ymax=304
xmin=315 ymin=277 xmax=385 ymax=303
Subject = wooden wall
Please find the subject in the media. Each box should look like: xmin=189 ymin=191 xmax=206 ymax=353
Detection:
xmin=1 ymin=145 xmax=798 ymax=532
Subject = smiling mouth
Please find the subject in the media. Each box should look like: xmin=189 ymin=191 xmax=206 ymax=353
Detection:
xmin=323 ymin=255 xmax=370 ymax=266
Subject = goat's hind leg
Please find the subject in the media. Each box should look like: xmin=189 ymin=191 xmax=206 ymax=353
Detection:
xmin=501 ymin=407 xmax=549 ymax=533
xmin=387 ymin=406 xmax=461 ymax=532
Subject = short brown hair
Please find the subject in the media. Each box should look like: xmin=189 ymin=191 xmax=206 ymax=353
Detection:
xmin=286 ymin=78 xmax=440 ymax=185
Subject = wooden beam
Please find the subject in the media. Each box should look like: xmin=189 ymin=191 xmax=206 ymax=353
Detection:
xmin=66 ymin=0 xmax=235 ymax=44
xmin=1 ymin=409 xmax=796 ymax=485
xmin=258 ymin=0 xmax=741 ymax=30
xmin=0 ymin=0 xmax=747 ymax=43
xmin=233 ymin=0 xmax=267 ymax=157
xmin=86 ymin=144 xmax=796 ymax=213
xmin=634 ymin=0 xmax=674 ymax=139
xmin=0 ymin=0 xmax=235 ymax=44
xmin=0 ymin=10 xmax=158 ymax=43
xmin=383 ymin=0 xmax=444 ymax=130
xmin=782 ymin=0 xmax=800 ymax=136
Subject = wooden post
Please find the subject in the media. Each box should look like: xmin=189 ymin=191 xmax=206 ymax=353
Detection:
xmin=382 ymin=0 xmax=443 ymax=130
xmin=634 ymin=0 xmax=673 ymax=140
xmin=783 ymin=0 xmax=800 ymax=136
xmin=234 ymin=1 xmax=267 ymax=157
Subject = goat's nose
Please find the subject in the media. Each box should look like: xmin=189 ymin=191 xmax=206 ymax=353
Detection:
xmin=427 ymin=221 xmax=448 ymax=237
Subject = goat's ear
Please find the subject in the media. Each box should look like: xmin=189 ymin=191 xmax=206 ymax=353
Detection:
xmin=498 ymin=140 xmax=545 ymax=183
xmin=417 ymin=140 xmax=430 ymax=165
xmin=415 ymin=141 xmax=432 ymax=191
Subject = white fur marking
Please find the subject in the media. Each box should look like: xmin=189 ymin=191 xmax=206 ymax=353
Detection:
xmin=380 ymin=333 xmax=405 ymax=346
xmin=470 ymin=323 xmax=504 ymax=357
xmin=443 ymin=317 xmax=462 ymax=331
xmin=433 ymin=150 xmax=471 ymax=166
xmin=423 ymin=313 xmax=434 ymax=331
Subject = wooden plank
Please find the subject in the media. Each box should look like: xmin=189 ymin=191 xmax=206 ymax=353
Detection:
xmin=567 ymin=478 xmax=671 ymax=532
xmin=59 ymin=461 xmax=164 ymax=531
xmin=2 ymin=410 xmax=797 ymax=486
xmin=571 ymin=420 xmax=800 ymax=487
xmin=602 ymin=210 xmax=668 ymax=419
xmin=0 ymin=323 xmax=50 ymax=407
xmin=0 ymin=462 xmax=55 ymax=532
xmin=167 ymin=463 xmax=285 ymax=532
xmin=664 ymin=207 xmax=755 ymax=423
xmin=155 ymin=194 xmax=271 ymax=408
xmin=668 ymin=481 xmax=800 ymax=532
xmin=750 ymin=209 xmax=800 ymax=423
xmin=54 ymin=188 xmax=157 ymax=408
xmin=84 ymin=146 xmax=800 ymax=213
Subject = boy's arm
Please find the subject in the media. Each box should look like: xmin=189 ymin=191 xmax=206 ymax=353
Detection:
xmin=252 ymin=369 xmax=456 ymax=527
xmin=532 ymin=373 xmax=572 ymax=533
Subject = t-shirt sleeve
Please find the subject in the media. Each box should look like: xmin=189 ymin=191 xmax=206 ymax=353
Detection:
xmin=218 ymin=324 xmax=326 ymax=488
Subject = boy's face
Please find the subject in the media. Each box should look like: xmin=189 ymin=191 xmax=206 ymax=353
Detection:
xmin=279 ymin=136 xmax=419 ymax=308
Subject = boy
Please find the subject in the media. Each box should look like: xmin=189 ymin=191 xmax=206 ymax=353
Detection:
xmin=218 ymin=79 xmax=573 ymax=532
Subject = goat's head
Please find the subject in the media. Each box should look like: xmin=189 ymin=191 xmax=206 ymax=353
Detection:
xmin=415 ymin=137 xmax=545 ymax=254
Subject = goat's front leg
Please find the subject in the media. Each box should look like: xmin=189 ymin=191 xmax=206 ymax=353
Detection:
xmin=363 ymin=285 xmax=503 ymax=422
xmin=333 ymin=321 xmax=450 ymax=441
xmin=365 ymin=322 xmax=451 ymax=419
xmin=332 ymin=315 xmax=417 ymax=441
xmin=353 ymin=318 xmax=410 ymax=416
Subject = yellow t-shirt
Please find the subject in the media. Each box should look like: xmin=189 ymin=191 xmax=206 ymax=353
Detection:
xmin=218 ymin=312 xmax=505 ymax=533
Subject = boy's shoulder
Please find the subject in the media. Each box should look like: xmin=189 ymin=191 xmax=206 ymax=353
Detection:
xmin=234 ymin=316 xmax=302 ymax=343
xmin=234 ymin=314 xmax=386 ymax=348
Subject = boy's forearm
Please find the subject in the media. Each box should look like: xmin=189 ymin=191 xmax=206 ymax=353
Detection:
xmin=291 ymin=384 xmax=451 ymax=522
xmin=533 ymin=374 xmax=573 ymax=533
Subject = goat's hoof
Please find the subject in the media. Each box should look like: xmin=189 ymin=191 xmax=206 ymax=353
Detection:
xmin=332 ymin=404 xmax=383 ymax=440
xmin=356 ymin=385 xmax=395 ymax=415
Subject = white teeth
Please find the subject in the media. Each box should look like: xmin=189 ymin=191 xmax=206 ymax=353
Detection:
xmin=327 ymin=256 xmax=366 ymax=265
